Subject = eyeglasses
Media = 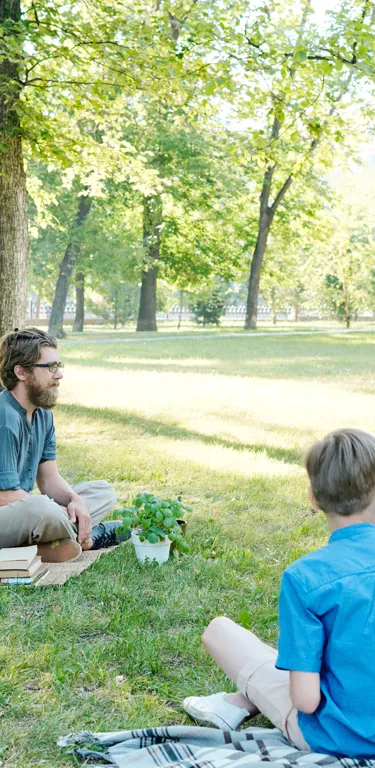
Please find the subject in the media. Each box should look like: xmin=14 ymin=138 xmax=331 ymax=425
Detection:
xmin=32 ymin=362 xmax=65 ymax=373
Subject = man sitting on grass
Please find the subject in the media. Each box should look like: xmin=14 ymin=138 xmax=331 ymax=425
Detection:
xmin=0 ymin=328 xmax=125 ymax=563
xmin=184 ymin=428 xmax=375 ymax=758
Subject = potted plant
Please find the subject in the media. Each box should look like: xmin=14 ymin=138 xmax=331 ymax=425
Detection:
xmin=117 ymin=493 xmax=191 ymax=564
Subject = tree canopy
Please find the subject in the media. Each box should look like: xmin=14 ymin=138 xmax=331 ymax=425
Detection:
xmin=1 ymin=0 xmax=375 ymax=334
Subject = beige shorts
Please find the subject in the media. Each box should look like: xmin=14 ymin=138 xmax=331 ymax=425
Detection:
xmin=237 ymin=636 xmax=309 ymax=750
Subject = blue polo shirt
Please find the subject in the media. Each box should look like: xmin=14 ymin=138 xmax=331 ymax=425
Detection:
xmin=276 ymin=522 xmax=375 ymax=758
xmin=0 ymin=389 xmax=56 ymax=493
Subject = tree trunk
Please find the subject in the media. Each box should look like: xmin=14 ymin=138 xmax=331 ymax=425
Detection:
xmin=294 ymin=298 xmax=300 ymax=322
xmin=245 ymin=212 xmax=273 ymax=329
xmin=36 ymin=295 xmax=41 ymax=321
xmin=136 ymin=195 xmax=162 ymax=332
xmin=343 ymin=281 xmax=351 ymax=329
xmin=0 ymin=0 xmax=29 ymax=336
xmin=137 ymin=266 xmax=158 ymax=332
xmin=48 ymin=195 xmax=91 ymax=338
xmin=177 ymin=290 xmax=184 ymax=330
xmin=73 ymin=272 xmax=85 ymax=332
xmin=114 ymin=286 xmax=119 ymax=329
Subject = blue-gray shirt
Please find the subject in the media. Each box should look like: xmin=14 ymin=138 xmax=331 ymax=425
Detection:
xmin=276 ymin=522 xmax=375 ymax=758
xmin=0 ymin=389 xmax=56 ymax=492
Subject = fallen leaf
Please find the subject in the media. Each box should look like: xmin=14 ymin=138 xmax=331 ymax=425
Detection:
xmin=115 ymin=675 xmax=127 ymax=684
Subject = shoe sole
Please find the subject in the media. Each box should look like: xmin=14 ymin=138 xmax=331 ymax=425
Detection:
xmin=183 ymin=700 xmax=232 ymax=730
xmin=183 ymin=697 xmax=249 ymax=730
xmin=38 ymin=540 xmax=82 ymax=563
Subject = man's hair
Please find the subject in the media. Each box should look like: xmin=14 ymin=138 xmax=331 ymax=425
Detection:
xmin=305 ymin=428 xmax=375 ymax=516
xmin=0 ymin=327 xmax=57 ymax=390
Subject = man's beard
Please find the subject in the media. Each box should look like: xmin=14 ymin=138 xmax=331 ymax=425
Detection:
xmin=26 ymin=378 xmax=59 ymax=409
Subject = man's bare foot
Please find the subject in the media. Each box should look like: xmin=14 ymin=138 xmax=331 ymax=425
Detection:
xmin=37 ymin=539 xmax=82 ymax=563
xmin=81 ymin=537 xmax=93 ymax=551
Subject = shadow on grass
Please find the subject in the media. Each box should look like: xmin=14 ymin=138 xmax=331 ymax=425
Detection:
xmin=58 ymin=403 xmax=301 ymax=465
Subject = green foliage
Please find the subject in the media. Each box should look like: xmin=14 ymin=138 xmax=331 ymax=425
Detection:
xmin=324 ymin=274 xmax=348 ymax=322
xmin=192 ymin=292 xmax=226 ymax=326
xmin=6 ymin=0 xmax=375 ymax=330
xmin=87 ymin=283 xmax=140 ymax=327
xmin=116 ymin=493 xmax=191 ymax=553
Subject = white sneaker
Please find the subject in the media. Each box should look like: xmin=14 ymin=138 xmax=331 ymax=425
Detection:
xmin=183 ymin=692 xmax=250 ymax=730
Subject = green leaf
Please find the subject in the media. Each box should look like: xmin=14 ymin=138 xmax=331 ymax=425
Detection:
xmin=163 ymin=517 xmax=174 ymax=529
xmin=150 ymin=525 xmax=166 ymax=537
xmin=239 ymin=611 xmax=252 ymax=629
xmin=145 ymin=532 xmax=159 ymax=544
xmin=121 ymin=517 xmax=133 ymax=528
xmin=205 ymin=82 xmax=217 ymax=96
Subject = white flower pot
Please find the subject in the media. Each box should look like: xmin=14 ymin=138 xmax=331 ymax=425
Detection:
xmin=131 ymin=530 xmax=171 ymax=565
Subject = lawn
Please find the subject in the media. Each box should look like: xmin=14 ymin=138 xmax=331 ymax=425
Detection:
xmin=1 ymin=329 xmax=375 ymax=767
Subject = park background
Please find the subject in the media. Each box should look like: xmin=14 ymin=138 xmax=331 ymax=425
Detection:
xmin=1 ymin=1 xmax=375 ymax=766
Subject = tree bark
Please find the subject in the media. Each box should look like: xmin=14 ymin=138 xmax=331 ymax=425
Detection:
xmin=114 ymin=286 xmax=119 ymax=329
xmin=177 ymin=289 xmax=184 ymax=330
xmin=245 ymin=209 xmax=273 ymax=330
xmin=137 ymin=265 xmax=158 ymax=332
xmin=136 ymin=195 xmax=162 ymax=332
xmin=73 ymin=272 xmax=85 ymax=332
xmin=48 ymin=195 xmax=91 ymax=338
xmin=294 ymin=297 xmax=300 ymax=322
xmin=245 ymin=116 xmax=293 ymax=330
xmin=0 ymin=0 xmax=29 ymax=336
xmin=343 ymin=281 xmax=351 ymax=328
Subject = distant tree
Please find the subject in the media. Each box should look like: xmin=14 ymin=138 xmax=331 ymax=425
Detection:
xmin=192 ymin=292 xmax=226 ymax=327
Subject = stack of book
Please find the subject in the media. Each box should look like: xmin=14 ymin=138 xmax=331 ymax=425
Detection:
xmin=0 ymin=545 xmax=49 ymax=585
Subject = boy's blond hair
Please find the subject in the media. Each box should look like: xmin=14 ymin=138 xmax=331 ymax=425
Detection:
xmin=305 ymin=428 xmax=375 ymax=516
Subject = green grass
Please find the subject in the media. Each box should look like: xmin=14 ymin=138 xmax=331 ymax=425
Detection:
xmin=1 ymin=329 xmax=374 ymax=766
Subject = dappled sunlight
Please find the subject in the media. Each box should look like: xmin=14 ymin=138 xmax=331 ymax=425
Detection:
xmin=59 ymin=333 xmax=375 ymax=384
xmin=208 ymin=410 xmax=316 ymax=440
xmin=105 ymin=356 xmax=219 ymax=368
xmin=62 ymin=348 xmax=99 ymax=361
xmin=60 ymin=364 xmax=375 ymax=446
xmin=186 ymin=415 xmax=302 ymax=452
xmin=151 ymin=436 xmax=304 ymax=478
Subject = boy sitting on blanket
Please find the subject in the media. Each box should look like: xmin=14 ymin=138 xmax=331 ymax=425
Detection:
xmin=184 ymin=428 xmax=375 ymax=758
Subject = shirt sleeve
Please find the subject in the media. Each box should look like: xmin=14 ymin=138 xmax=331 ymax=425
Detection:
xmin=276 ymin=569 xmax=324 ymax=673
xmin=0 ymin=425 xmax=21 ymax=490
xmin=40 ymin=414 xmax=57 ymax=463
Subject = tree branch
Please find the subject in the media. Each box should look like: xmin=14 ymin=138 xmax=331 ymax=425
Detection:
xmin=269 ymin=174 xmax=293 ymax=215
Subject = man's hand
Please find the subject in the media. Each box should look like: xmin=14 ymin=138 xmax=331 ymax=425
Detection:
xmin=67 ymin=496 xmax=92 ymax=545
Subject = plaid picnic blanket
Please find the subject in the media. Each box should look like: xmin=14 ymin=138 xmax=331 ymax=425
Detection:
xmin=58 ymin=725 xmax=375 ymax=768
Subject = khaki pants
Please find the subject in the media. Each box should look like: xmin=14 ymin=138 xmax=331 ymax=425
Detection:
xmin=236 ymin=630 xmax=310 ymax=750
xmin=0 ymin=480 xmax=116 ymax=548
